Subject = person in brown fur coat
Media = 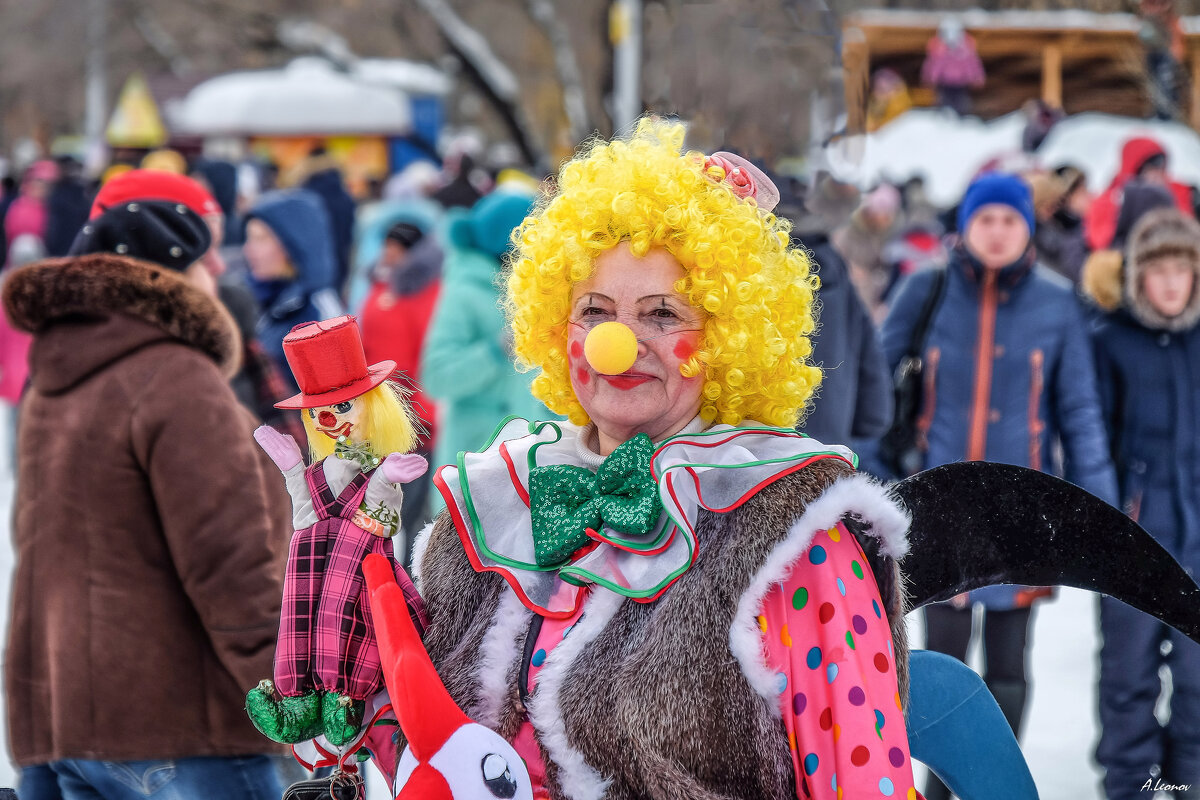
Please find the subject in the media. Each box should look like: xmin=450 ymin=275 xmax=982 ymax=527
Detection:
xmin=3 ymin=200 xmax=293 ymax=799
xmin=400 ymin=120 xmax=917 ymax=799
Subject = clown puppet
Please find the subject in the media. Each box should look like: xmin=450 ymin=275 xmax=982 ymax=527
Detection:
xmin=246 ymin=315 xmax=427 ymax=763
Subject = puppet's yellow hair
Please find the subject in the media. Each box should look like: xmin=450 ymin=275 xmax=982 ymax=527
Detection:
xmin=505 ymin=118 xmax=821 ymax=428
xmin=303 ymin=382 xmax=418 ymax=463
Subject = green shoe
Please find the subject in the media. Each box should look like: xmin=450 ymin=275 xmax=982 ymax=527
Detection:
xmin=321 ymin=692 xmax=365 ymax=747
xmin=245 ymin=681 xmax=322 ymax=744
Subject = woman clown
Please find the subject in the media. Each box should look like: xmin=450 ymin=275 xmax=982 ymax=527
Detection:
xmin=404 ymin=120 xmax=917 ymax=799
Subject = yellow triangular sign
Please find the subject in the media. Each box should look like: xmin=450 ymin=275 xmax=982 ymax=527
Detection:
xmin=106 ymin=72 xmax=168 ymax=148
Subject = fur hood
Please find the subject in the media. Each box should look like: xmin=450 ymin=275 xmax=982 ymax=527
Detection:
xmin=1081 ymin=249 xmax=1125 ymax=312
xmin=1124 ymin=208 xmax=1200 ymax=332
xmin=2 ymin=253 xmax=241 ymax=377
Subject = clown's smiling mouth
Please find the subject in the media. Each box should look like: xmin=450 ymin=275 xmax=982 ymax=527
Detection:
xmin=319 ymin=422 xmax=353 ymax=440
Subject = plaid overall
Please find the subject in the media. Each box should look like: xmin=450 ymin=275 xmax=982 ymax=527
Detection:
xmin=273 ymin=458 xmax=427 ymax=700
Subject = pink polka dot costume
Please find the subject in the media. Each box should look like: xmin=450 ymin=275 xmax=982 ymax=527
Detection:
xmin=761 ymin=522 xmax=916 ymax=799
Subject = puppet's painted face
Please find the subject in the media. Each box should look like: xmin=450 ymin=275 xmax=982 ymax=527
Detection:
xmin=307 ymin=398 xmax=368 ymax=443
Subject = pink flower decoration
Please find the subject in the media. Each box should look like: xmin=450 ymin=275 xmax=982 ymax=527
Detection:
xmin=703 ymin=154 xmax=757 ymax=201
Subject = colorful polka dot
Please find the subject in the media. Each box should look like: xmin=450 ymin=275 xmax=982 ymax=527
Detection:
xmin=851 ymin=560 xmax=864 ymax=579
xmin=831 ymin=773 xmax=837 ymax=791
xmin=908 ymin=789 xmax=918 ymax=800
xmin=531 ymin=649 xmax=547 ymax=667
xmin=848 ymin=686 xmax=866 ymax=706
xmin=818 ymin=603 xmax=835 ymax=624
xmin=888 ymin=747 xmax=905 ymax=768
xmin=775 ymin=672 xmax=788 ymax=694
xmin=792 ymin=586 xmax=809 ymax=610
xmin=875 ymin=709 xmax=886 ymax=739
xmin=803 ymin=753 xmax=819 ymax=775
xmin=895 ymin=692 xmax=903 ymax=710
xmin=781 ymin=624 xmax=792 ymax=648
xmin=828 ymin=526 xmax=841 ymax=542
xmin=788 ymin=731 xmax=797 ymax=751
xmin=850 ymin=745 xmax=870 ymax=766
xmin=806 ymin=647 xmax=823 ymax=669
xmin=836 ymin=577 xmax=847 ymax=596
xmin=888 ymin=639 xmax=894 ymax=657
xmin=793 ymin=692 xmax=807 ymax=715
xmin=880 ymin=777 xmax=895 ymax=796
xmin=819 ymin=707 xmax=833 ymax=730
xmin=833 ymin=723 xmax=841 ymax=741
xmin=845 ymin=631 xmax=856 ymax=650
xmin=875 ymin=652 xmax=890 ymax=673
xmin=872 ymin=599 xmax=882 ymax=618
xmin=757 ymin=615 xmax=767 ymax=633
xmin=852 ymin=615 xmax=868 ymax=635
xmin=826 ymin=663 xmax=839 ymax=683
xmin=809 ymin=545 xmax=827 ymax=565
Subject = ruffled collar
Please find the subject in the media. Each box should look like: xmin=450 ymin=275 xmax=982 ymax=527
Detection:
xmin=433 ymin=417 xmax=856 ymax=619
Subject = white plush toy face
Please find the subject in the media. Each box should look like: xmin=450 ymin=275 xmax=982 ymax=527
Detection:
xmin=308 ymin=398 xmax=367 ymax=443
xmin=395 ymin=723 xmax=532 ymax=800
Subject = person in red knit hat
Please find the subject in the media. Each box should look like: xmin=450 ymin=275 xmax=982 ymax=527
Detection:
xmin=92 ymin=169 xmax=306 ymax=444
xmin=358 ymin=220 xmax=443 ymax=562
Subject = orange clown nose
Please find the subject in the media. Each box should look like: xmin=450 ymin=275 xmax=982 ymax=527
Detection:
xmin=583 ymin=321 xmax=639 ymax=375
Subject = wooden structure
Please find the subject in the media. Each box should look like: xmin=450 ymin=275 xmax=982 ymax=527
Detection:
xmin=843 ymin=10 xmax=1200 ymax=130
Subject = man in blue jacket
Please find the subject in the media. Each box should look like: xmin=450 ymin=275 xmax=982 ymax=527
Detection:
xmin=880 ymin=173 xmax=1118 ymax=800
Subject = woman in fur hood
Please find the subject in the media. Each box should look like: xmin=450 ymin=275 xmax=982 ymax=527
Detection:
xmin=1088 ymin=206 xmax=1200 ymax=799
xmin=404 ymin=120 xmax=917 ymax=799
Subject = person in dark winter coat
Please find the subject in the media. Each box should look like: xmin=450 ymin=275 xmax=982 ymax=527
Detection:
xmin=243 ymin=189 xmax=345 ymax=391
xmin=880 ymin=173 xmax=1118 ymax=800
xmin=1088 ymin=207 xmax=1200 ymax=799
xmin=283 ymin=151 xmax=357 ymax=291
xmin=3 ymin=200 xmax=293 ymax=799
xmin=191 ymin=158 xmax=242 ymax=246
xmin=797 ymin=233 xmax=892 ymax=447
xmin=41 ymin=157 xmax=90 ymax=257
xmin=1030 ymin=170 xmax=1089 ymax=285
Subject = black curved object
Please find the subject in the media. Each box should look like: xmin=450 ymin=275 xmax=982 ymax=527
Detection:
xmin=893 ymin=461 xmax=1200 ymax=644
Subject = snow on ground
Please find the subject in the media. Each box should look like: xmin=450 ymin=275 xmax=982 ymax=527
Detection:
xmin=0 ymin=392 xmax=1124 ymax=797
xmin=826 ymin=107 xmax=1200 ymax=209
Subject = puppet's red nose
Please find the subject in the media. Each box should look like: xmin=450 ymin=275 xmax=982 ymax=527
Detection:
xmin=318 ymin=411 xmax=337 ymax=428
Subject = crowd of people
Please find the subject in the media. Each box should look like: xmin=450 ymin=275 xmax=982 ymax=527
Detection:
xmin=793 ymin=130 xmax=1200 ymax=800
xmin=0 ymin=117 xmax=1198 ymax=799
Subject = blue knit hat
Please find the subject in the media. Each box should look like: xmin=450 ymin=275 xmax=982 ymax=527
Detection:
xmin=957 ymin=173 xmax=1035 ymax=235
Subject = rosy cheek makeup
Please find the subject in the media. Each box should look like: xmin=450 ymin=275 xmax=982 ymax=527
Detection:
xmin=569 ymin=340 xmax=592 ymax=386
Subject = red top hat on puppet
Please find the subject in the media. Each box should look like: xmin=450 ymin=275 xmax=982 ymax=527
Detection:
xmin=275 ymin=315 xmax=396 ymax=410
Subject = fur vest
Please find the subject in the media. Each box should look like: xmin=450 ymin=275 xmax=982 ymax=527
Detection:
xmin=412 ymin=457 xmax=910 ymax=799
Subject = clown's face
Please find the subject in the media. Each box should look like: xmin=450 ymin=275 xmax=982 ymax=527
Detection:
xmin=568 ymin=242 xmax=705 ymax=454
xmin=307 ymin=398 xmax=368 ymax=444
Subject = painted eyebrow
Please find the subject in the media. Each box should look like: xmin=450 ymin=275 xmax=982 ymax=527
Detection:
xmin=574 ymin=293 xmax=684 ymax=304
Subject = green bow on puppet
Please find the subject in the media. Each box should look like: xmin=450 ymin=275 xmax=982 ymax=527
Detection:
xmin=528 ymin=433 xmax=664 ymax=567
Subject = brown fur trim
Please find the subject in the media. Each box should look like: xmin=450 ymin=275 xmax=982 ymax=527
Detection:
xmin=1080 ymin=249 xmax=1124 ymax=312
xmin=2 ymin=254 xmax=241 ymax=377
xmin=1124 ymin=208 xmax=1200 ymax=332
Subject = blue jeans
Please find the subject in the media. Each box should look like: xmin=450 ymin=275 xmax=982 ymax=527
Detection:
xmin=21 ymin=756 xmax=283 ymax=800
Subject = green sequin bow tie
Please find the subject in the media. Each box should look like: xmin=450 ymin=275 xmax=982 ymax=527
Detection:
xmin=528 ymin=433 xmax=663 ymax=568
xmin=334 ymin=438 xmax=380 ymax=472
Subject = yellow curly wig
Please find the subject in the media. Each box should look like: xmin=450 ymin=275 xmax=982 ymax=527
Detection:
xmin=505 ymin=118 xmax=821 ymax=428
